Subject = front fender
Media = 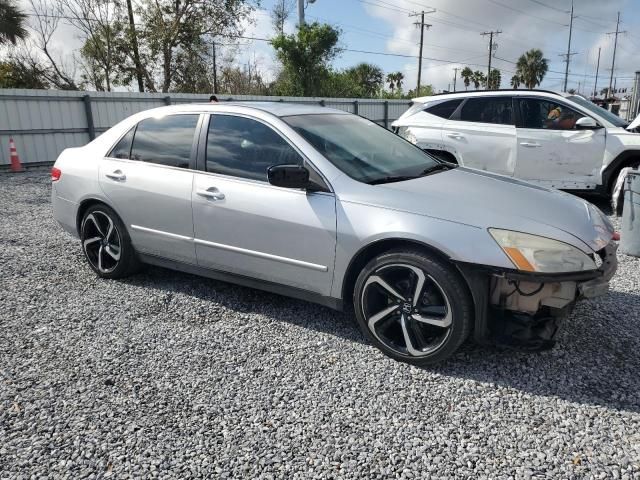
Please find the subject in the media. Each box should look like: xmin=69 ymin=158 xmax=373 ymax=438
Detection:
xmin=331 ymin=200 xmax=513 ymax=298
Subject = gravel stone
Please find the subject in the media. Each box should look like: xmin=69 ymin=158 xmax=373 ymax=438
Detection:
xmin=1 ymin=169 xmax=639 ymax=478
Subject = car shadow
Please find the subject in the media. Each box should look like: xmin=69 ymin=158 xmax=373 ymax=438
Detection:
xmin=122 ymin=265 xmax=640 ymax=414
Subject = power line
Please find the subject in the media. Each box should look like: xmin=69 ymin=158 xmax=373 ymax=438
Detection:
xmin=486 ymin=0 xmax=567 ymax=27
xmin=525 ymin=0 xmax=568 ymax=14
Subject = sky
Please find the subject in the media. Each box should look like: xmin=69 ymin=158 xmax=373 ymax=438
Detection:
xmin=17 ymin=0 xmax=640 ymax=95
xmin=241 ymin=0 xmax=640 ymax=95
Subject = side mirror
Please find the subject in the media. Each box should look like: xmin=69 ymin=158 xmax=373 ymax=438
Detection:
xmin=267 ymin=164 xmax=310 ymax=189
xmin=575 ymin=117 xmax=600 ymax=130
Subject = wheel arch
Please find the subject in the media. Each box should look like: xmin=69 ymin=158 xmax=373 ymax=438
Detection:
xmin=341 ymin=238 xmax=461 ymax=308
xmin=75 ymin=197 xmax=117 ymax=236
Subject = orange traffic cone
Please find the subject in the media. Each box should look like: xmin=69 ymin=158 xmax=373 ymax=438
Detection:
xmin=9 ymin=137 xmax=24 ymax=172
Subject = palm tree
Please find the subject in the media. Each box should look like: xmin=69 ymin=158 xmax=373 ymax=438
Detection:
xmin=515 ymin=49 xmax=549 ymax=89
xmin=386 ymin=72 xmax=404 ymax=92
xmin=486 ymin=68 xmax=501 ymax=90
xmin=460 ymin=66 xmax=473 ymax=91
xmin=0 ymin=0 xmax=28 ymax=46
xmin=510 ymin=75 xmax=521 ymax=89
xmin=472 ymin=70 xmax=485 ymax=90
xmin=346 ymin=63 xmax=384 ymax=97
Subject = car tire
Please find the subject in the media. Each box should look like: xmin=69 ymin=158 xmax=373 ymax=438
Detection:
xmin=353 ymin=248 xmax=473 ymax=365
xmin=80 ymin=204 xmax=139 ymax=279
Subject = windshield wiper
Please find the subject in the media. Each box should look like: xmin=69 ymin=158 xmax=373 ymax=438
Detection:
xmin=419 ymin=163 xmax=455 ymax=177
xmin=366 ymin=175 xmax=418 ymax=185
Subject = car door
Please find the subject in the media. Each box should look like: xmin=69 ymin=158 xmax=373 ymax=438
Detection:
xmin=514 ymin=97 xmax=606 ymax=188
xmin=441 ymin=96 xmax=517 ymax=176
xmin=191 ymin=113 xmax=337 ymax=296
xmin=99 ymin=113 xmax=201 ymax=264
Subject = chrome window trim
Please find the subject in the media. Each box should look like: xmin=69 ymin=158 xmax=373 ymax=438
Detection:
xmin=130 ymin=224 xmax=328 ymax=272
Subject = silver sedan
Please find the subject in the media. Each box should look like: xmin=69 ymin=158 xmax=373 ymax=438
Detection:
xmin=51 ymin=102 xmax=617 ymax=364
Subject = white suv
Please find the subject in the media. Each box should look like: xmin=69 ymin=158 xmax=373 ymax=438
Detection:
xmin=392 ymin=90 xmax=640 ymax=200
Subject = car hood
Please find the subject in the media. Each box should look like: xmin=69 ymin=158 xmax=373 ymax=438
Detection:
xmin=627 ymin=112 xmax=640 ymax=130
xmin=349 ymin=167 xmax=613 ymax=252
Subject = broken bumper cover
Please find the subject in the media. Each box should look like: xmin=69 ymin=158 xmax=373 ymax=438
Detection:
xmin=457 ymin=241 xmax=618 ymax=349
xmin=577 ymin=242 xmax=618 ymax=298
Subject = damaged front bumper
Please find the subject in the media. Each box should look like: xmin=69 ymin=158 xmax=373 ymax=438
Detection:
xmin=457 ymin=241 xmax=618 ymax=351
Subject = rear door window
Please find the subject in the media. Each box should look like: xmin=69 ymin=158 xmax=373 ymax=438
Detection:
xmin=425 ymin=99 xmax=463 ymax=119
xmin=459 ymin=97 xmax=514 ymax=125
xmin=108 ymin=127 xmax=135 ymax=159
xmin=129 ymin=114 xmax=199 ymax=168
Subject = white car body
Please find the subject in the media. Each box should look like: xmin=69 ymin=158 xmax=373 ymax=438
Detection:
xmin=392 ymin=90 xmax=640 ymax=195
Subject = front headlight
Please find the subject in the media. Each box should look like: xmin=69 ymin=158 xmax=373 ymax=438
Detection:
xmin=489 ymin=229 xmax=597 ymax=273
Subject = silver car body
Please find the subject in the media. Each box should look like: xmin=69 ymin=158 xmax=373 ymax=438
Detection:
xmin=52 ymin=102 xmax=617 ymax=343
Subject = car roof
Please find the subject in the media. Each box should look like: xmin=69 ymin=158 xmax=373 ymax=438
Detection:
xmin=413 ymin=89 xmax=568 ymax=103
xmin=140 ymin=101 xmax=348 ymax=118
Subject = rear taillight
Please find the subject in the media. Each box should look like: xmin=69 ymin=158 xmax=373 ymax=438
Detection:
xmin=51 ymin=167 xmax=61 ymax=182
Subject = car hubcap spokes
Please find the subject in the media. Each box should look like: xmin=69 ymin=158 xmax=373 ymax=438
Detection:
xmin=362 ymin=263 xmax=452 ymax=357
xmin=82 ymin=212 xmax=121 ymax=273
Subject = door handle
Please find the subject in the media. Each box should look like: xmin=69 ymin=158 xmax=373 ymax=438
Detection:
xmin=196 ymin=187 xmax=225 ymax=201
xmin=520 ymin=142 xmax=542 ymax=148
xmin=446 ymin=132 xmax=464 ymax=139
xmin=105 ymin=170 xmax=126 ymax=181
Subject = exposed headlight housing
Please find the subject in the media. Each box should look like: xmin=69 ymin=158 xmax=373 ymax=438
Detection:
xmin=489 ymin=229 xmax=597 ymax=273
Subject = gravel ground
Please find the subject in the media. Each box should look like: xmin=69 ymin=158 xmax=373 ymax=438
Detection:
xmin=1 ymin=169 xmax=639 ymax=479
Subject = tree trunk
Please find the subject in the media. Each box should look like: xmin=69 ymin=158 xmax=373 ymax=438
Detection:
xmin=162 ymin=47 xmax=172 ymax=92
xmin=126 ymin=0 xmax=145 ymax=92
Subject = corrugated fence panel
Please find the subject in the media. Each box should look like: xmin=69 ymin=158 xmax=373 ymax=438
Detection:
xmin=0 ymin=89 xmax=411 ymax=165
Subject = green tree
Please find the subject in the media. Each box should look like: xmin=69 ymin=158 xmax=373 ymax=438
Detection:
xmin=472 ymin=70 xmax=485 ymax=90
xmin=407 ymin=84 xmax=434 ymax=98
xmin=271 ymin=22 xmax=341 ymax=96
xmin=0 ymin=0 xmax=27 ymax=46
xmin=510 ymin=74 xmax=520 ymax=89
xmin=460 ymin=66 xmax=473 ymax=91
xmin=515 ymin=48 xmax=548 ymax=89
xmin=485 ymin=68 xmax=501 ymax=90
xmin=343 ymin=63 xmax=384 ymax=97
xmin=0 ymin=58 xmax=49 ymax=88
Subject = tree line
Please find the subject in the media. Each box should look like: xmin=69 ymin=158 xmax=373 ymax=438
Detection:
xmin=0 ymin=0 xmax=550 ymax=97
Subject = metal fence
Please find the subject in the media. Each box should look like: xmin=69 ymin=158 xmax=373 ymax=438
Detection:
xmin=0 ymin=89 xmax=412 ymax=166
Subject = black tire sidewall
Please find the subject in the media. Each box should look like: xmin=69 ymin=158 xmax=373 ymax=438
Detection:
xmin=80 ymin=204 xmax=137 ymax=279
xmin=353 ymin=249 xmax=473 ymax=365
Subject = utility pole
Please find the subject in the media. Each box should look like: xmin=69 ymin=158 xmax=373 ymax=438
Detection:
xmin=297 ymin=0 xmax=305 ymax=26
xmin=560 ymin=0 xmax=575 ymax=92
xmin=212 ymin=39 xmax=218 ymax=94
xmin=481 ymin=30 xmax=501 ymax=90
xmin=453 ymin=67 xmax=459 ymax=92
xmin=608 ymin=12 xmax=626 ymax=99
xmin=594 ymin=46 xmax=601 ymax=98
xmin=410 ymin=10 xmax=434 ymax=94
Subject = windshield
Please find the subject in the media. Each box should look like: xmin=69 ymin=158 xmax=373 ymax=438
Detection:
xmin=568 ymin=95 xmax=628 ymax=128
xmin=283 ymin=113 xmax=446 ymax=184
